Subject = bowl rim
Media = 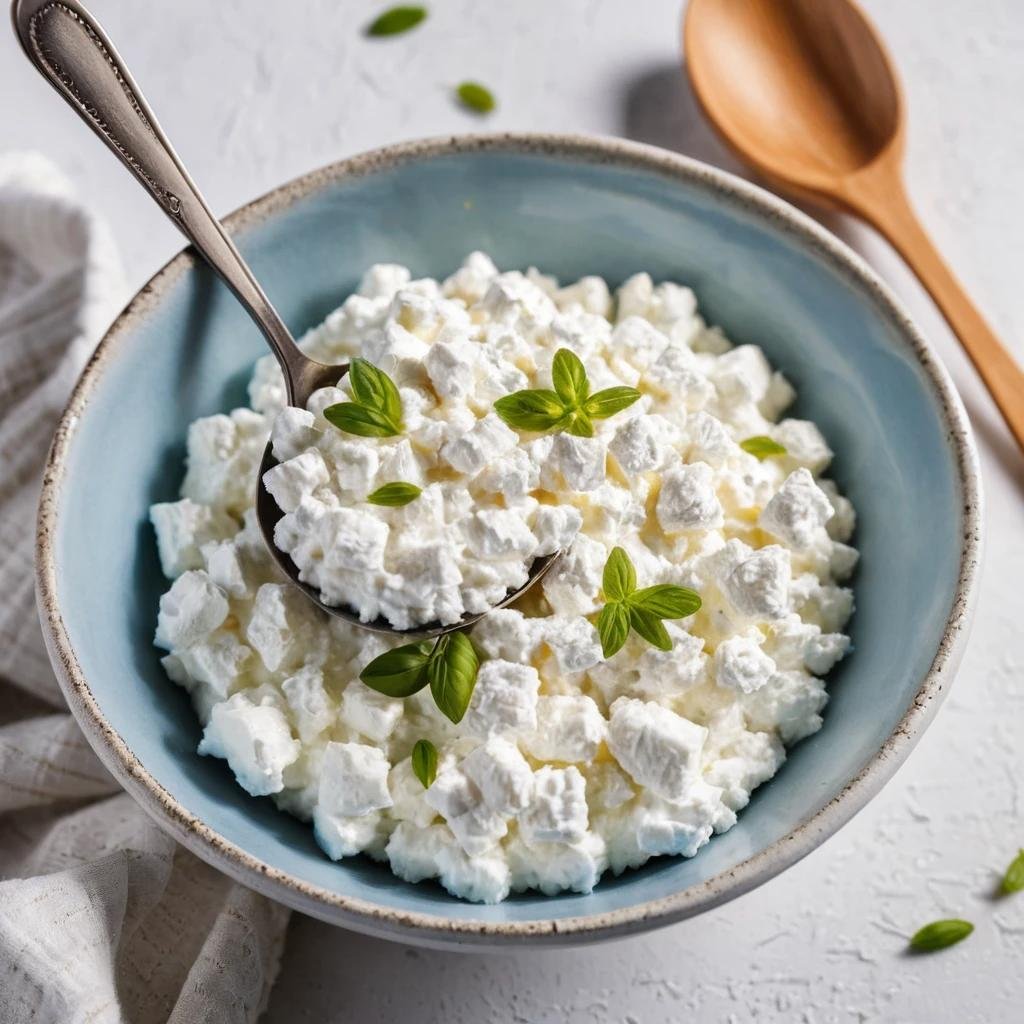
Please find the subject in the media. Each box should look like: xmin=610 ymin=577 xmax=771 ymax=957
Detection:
xmin=35 ymin=131 xmax=983 ymax=948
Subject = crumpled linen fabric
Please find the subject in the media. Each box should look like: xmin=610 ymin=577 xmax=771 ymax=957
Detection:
xmin=0 ymin=153 xmax=291 ymax=1024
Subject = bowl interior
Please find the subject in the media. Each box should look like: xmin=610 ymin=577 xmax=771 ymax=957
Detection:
xmin=51 ymin=142 xmax=967 ymax=928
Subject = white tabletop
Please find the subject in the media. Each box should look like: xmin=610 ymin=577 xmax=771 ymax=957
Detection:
xmin=3 ymin=1 xmax=1022 ymax=1019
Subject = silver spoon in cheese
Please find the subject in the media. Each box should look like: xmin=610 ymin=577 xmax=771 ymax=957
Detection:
xmin=13 ymin=0 xmax=560 ymax=637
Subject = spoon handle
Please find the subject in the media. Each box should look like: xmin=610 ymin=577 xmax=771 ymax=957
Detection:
xmin=846 ymin=171 xmax=1024 ymax=452
xmin=11 ymin=0 xmax=317 ymax=403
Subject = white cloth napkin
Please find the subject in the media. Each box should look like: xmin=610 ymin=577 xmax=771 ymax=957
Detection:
xmin=0 ymin=154 xmax=291 ymax=1024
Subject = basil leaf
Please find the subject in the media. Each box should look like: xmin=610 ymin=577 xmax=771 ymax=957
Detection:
xmin=584 ymin=386 xmax=641 ymax=421
xmin=456 ymin=81 xmax=496 ymax=114
xmin=602 ymin=546 xmax=636 ymax=602
xmin=348 ymin=358 xmax=402 ymax=425
xmin=561 ymin=410 xmax=595 ymax=437
xmin=628 ymin=606 xmax=673 ymax=651
xmin=740 ymin=435 xmax=787 ymax=460
xmin=366 ymin=5 xmax=426 ymax=36
xmin=1001 ymin=849 xmax=1024 ymax=895
xmin=551 ymin=348 xmax=589 ymax=407
xmin=630 ymin=584 xmax=702 ymax=619
xmin=596 ymin=601 xmax=630 ymax=658
xmin=367 ymin=481 xmax=422 ymax=507
xmin=323 ymin=402 xmax=401 ymax=438
xmin=360 ymin=640 xmax=433 ymax=697
xmin=411 ymin=739 xmax=438 ymax=789
xmin=494 ymin=389 xmax=566 ymax=432
xmin=428 ymin=632 xmax=479 ymax=724
xmin=908 ymin=919 xmax=974 ymax=952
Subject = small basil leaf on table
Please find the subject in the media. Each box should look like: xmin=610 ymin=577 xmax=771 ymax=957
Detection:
xmin=908 ymin=919 xmax=974 ymax=952
xmin=366 ymin=6 xmax=427 ymax=37
xmin=456 ymin=81 xmax=496 ymax=114
xmin=1000 ymin=849 xmax=1024 ymax=894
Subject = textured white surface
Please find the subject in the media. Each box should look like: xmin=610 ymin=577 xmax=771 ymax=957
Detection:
xmin=3 ymin=0 xmax=1022 ymax=1019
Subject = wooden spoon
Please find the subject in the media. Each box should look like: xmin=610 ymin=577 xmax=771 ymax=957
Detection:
xmin=684 ymin=0 xmax=1024 ymax=450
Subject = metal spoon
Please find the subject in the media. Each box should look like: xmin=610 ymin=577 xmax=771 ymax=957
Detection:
xmin=13 ymin=0 xmax=559 ymax=637
xmin=684 ymin=0 xmax=1024 ymax=452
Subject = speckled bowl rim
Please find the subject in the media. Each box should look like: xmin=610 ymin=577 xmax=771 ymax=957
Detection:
xmin=36 ymin=132 xmax=983 ymax=949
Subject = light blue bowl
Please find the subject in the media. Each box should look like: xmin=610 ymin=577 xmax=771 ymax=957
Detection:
xmin=37 ymin=134 xmax=981 ymax=949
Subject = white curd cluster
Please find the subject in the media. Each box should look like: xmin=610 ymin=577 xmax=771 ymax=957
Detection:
xmin=150 ymin=253 xmax=857 ymax=903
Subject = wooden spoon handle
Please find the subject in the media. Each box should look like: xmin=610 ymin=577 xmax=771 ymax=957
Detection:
xmin=843 ymin=170 xmax=1024 ymax=451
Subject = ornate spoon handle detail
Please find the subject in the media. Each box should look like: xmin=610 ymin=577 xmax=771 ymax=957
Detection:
xmin=11 ymin=0 xmax=322 ymax=402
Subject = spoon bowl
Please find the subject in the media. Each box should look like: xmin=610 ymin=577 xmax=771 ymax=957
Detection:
xmin=685 ymin=0 xmax=902 ymax=200
xmin=684 ymin=0 xmax=1024 ymax=450
xmin=13 ymin=0 xmax=559 ymax=636
xmin=255 ymin=440 xmax=563 ymax=637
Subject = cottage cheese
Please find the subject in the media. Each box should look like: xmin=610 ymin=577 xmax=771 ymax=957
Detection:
xmin=152 ymin=255 xmax=857 ymax=902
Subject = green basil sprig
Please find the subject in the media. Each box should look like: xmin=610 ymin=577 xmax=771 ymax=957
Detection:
xmin=908 ymin=919 xmax=974 ymax=952
xmin=740 ymin=435 xmax=787 ymax=460
xmin=324 ymin=359 xmax=403 ymax=438
xmin=456 ymin=82 xmax=496 ymax=114
xmin=596 ymin=547 xmax=701 ymax=658
xmin=367 ymin=481 xmax=421 ymax=507
xmin=366 ymin=5 xmax=426 ymax=36
xmin=411 ymin=739 xmax=438 ymax=788
xmin=360 ymin=632 xmax=479 ymax=724
xmin=494 ymin=348 xmax=640 ymax=438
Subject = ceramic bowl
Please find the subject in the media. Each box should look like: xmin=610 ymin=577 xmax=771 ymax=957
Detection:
xmin=37 ymin=133 xmax=982 ymax=949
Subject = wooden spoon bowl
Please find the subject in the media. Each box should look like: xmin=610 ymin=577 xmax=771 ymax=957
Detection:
xmin=685 ymin=0 xmax=1024 ymax=451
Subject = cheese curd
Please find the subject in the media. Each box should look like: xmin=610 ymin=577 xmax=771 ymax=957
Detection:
xmin=152 ymin=255 xmax=857 ymax=903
